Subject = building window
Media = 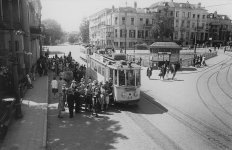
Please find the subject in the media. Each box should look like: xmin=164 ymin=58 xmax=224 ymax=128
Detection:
xmin=122 ymin=17 xmax=125 ymax=25
xmin=187 ymin=20 xmax=190 ymax=28
xmin=114 ymin=42 xmax=118 ymax=47
xmin=202 ymin=23 xmax=205 ymax=28
xmin=181 ymin=20 xmax=185 ymax=27
xmin=176 ymin=11 xmax=179 ymax=17
xmin=182 ymin=12 xmax=185 ymax=18
xmin=115 ymin=29 xmax=117 ymax=38
xmin=129 ymin=30 xmax=135 ymax=38
xmin=131 ymin=18 xmax=134 ymax=25
xmin=115 ymin=17 xmax=118 ymax=25
xmin=120 ymin=29 xmax=127 ymax=38
xmin=145 ymin=30 xmax=149 ymax=38
xmin=192 ymin=22 xmax=195 ymax=28
xmin=120 ymin=42 xmax=123 ymax=48
xmin=176 ymin=20 xmax=179 ymax=27
xmin=152 ymin=19 xmax=155 ymax=24
xmin=140 ymin=18 xmax=143 ymax=22
xmin=186 ymin=32 xmax=189 ymax=39
xmin=146 ymin=18 xmax=149 ymax=25
xmin=197 ymin=14 xmax=200 ymax=19
xmin=202 ymin=15 xmax=205 ymax=19
xmin=181 ymin=32 xmax=184 ymax=39
xmin=170 ymin=11 xmax=173 ymax=16
xmin=187 ymin=12 xmax=191 ymax=18
xmin=138 ymin=30 xmax=144 ymax=38
xmin=129 ymin=42 xmax=134 ymax=48
xmin=193 ymin=14 xmax=195 ymax=18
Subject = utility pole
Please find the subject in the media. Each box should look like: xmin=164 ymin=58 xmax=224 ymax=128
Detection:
xmin=9 ymin=0 xmax=22 ymax=118
xmin=124 ymin=10 xmax=127 ymax=54
xmin=194 ymin=19 xmax=199 ymax=54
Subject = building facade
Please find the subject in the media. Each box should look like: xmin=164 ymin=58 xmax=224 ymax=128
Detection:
xmin=206 ymin=11 xmax=232 ymax=46
xmin=89 ymin=0 xmax=232 ymax=48
xmin=0 ymin=0 xmax=42 ymax=80
xmin=89 ymin=3 xmax=155 ymax=50
xmin=148 ymin=1 xmax=208 ymax=46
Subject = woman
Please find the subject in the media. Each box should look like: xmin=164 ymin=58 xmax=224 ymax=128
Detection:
xmin=146 ymin=66 xmax=152 ymax=79
xmin=99 ymin=82 xmax=105 ymax=111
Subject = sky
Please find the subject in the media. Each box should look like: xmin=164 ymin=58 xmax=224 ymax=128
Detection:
xmin=40 ymin=0 xmax=232 ymax=32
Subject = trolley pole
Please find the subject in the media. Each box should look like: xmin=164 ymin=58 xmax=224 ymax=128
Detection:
xmin=9 ymin=0 xmax=22 ymax=118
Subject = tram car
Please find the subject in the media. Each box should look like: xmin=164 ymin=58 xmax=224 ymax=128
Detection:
xmin=86 ymin=51 xmax=141 ymax=104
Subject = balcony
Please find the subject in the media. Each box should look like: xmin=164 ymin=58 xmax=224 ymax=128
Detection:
xmin=143 ymin=24 xmax=153 ymax=29
xmin=30 ymin=26 xmax=42 ymax=35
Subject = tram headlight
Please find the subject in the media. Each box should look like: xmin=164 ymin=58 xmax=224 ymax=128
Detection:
xmin=121 ymin=92 xmax=126 ymax=98
xmin=134 ymin=91 xmax=138 ymax=97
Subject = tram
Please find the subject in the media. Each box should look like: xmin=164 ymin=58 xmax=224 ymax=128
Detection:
xmin=86 ymin=50 xmax=141 ymax=104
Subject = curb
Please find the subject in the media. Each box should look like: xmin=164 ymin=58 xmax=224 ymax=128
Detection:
xmin=42 ymin=76 xmax=48 ymax=149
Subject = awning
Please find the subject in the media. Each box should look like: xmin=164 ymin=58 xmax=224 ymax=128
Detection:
xmin=150 ymin=42 xmax=181 ymax=50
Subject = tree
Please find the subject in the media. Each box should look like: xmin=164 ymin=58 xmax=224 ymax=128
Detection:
xmin=68 ymin=32 xmax=79 ymax=44
xmin=151 ymin=4 xmax=174 ymax=41
xmin=79 ymin=18 xmax=89 ymax=44
xmin=42 ymin=19 xmax=64 ymax=45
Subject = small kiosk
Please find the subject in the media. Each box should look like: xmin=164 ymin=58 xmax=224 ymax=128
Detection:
xmin=149 ymin=42 xmax=181 ymax=69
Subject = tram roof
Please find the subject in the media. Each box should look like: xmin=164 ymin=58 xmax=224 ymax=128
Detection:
xmin=108 ymin=63 xmax=141 ymax=70
xmin=90 ymin=53 xmax=141 ymax=70
xmin=150 ymin=42 xmax=181 ymax=50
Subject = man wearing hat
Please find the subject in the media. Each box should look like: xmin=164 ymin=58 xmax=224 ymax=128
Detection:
xmin=66 ymin=80 xmax=76 ymax=118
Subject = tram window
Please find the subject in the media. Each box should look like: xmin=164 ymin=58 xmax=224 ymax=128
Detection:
xmin=126 ymin=70 xmax=135 ymax=86
xmin=91 ymin=61 xmax=94 ymax=69
xmin=102 ymin=68 xmax=105 ymax=76
xmin=98 ymin=65 xmax=101 ymax=74
xmin=94 ymin=62 xmax=97 ymax=72
xmin=136 ymin=70 xmax=141 ymax=86
xmin=114 ymin=70 xmax=117 ymax=85
xmin=110 ymin=69 xmax=113 ymax=80
xmin=119 ymin=70 xmax=125 ymax=86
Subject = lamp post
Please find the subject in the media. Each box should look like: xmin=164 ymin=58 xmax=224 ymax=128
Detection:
xmin=9 ymin=0 xmax=22 ymax=118
xmin=194 ymin=19 xmax=199 ymax=55
xmin=134 ymin=42 xmax=137 ymax=62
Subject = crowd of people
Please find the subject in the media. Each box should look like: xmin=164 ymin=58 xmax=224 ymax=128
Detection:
xmin=50 ymin=52 xmax=114 ymax=118
xmin=147 ymin=61 xmax=180 ymax=80
xmin=193 ymin=55 xmax=206 ymax=67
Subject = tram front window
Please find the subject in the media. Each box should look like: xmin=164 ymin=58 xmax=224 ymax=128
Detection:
xmin=126 ymin=70 xmax=135 ymax=86
xmin=119 ymin=70 xmax=125 ymax=86
xmin=136 ymin=70 xmax=141 ymax=86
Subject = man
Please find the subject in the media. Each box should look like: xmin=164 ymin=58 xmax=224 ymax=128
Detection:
xmin=66 ymin=81 xmax=75 ymax=118
xmin=58 ymin=77 xmax=67 ymax=118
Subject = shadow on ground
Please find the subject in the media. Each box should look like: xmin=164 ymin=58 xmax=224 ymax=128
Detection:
xmin=47 ymin=72 xmax=127 ymax=150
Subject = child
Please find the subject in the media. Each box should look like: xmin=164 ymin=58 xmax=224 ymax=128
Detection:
xmin=51 ymin=77 xmax=58 ymax=98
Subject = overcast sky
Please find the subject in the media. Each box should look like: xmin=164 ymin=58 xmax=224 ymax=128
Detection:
xmin=41 ymin=0 xmax=232 ymax=32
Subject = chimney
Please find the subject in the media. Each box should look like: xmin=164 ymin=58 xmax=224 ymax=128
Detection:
xmin=134 ymin=1 xmax=137 ymax=9
xmin=112 ymin=5 xmax=115 ymax=11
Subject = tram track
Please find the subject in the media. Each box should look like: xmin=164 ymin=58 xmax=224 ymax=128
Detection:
xmin=196 ymin=53 xmax=232 ymax=132
xmin=140 ymin=92 xmax=232 ymax=150
xmin=138 ymin=53 xmax=232 ymax=150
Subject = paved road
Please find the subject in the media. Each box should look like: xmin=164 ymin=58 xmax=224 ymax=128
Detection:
xmin=46 ymin=46 xmax=232 ymax=150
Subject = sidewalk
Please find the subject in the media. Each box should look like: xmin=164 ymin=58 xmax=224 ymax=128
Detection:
xmin=0 ymin=76 xmax=48 ymax=150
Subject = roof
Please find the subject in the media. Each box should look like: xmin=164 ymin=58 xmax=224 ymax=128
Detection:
xmin=150 ymin=42 xmax=181 ymax=49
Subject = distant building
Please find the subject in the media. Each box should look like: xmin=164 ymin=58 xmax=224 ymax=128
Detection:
xmin=148 ymin=1 xmax=208 ymax=46
xmin=89 ymin=2 xmax=154 ymax=50
xmin=206 ymin=11 xmax=232 ymax=46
